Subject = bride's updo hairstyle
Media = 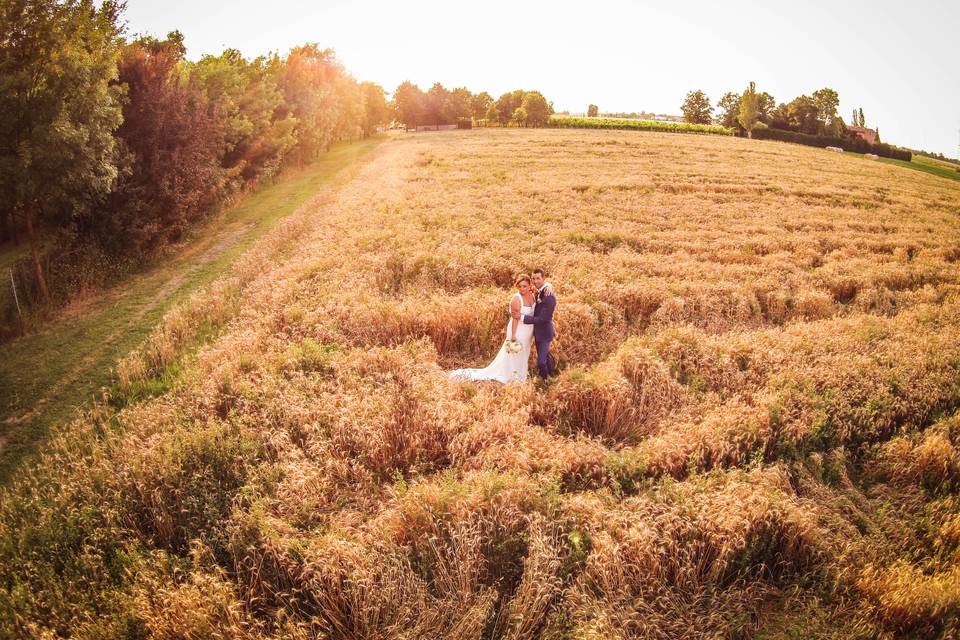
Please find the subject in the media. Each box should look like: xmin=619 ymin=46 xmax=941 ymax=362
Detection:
xmin=515 ymin=274 xmax=531 ymax=288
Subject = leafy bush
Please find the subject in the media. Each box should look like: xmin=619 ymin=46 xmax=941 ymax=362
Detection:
xmin=752 ymin=127 xmax=912 ymax=161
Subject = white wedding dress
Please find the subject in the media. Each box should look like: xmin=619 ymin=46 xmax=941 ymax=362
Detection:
xmin=449 ymin=293 xmax=535 ymax=383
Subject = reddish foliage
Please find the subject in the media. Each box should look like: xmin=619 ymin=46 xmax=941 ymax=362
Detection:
xmin=103 ymin=43 xmax=226 ymax=253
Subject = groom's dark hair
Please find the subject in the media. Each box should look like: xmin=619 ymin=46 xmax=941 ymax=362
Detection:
xmin=532 ymin=268 xmax=546 ymax=277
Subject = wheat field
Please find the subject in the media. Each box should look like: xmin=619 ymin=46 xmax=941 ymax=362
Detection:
xmin=3 ymin=128 xmax=960 ymax=639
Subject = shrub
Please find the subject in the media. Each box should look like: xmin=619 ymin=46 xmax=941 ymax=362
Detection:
xmin=752 ymin=127 xmax=912 ymax=161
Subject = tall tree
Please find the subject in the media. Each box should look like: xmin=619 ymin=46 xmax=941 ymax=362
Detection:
xmin=681 ymin=90 xmax=713 ymax=124
xmin=521 ymin=91 xmax=551 ymax=127
xmin=0 ymin=0 xmax=125 ymax=301
xmin=717 ymin=92 xmax=741 ymax=128
xmin=511 ymin=107 xmax=528 ymax=127
xmin=392 ymin=81 xmax=425 ymax=128
xmin=332 ymin=73 xmax=364 ymax=141
xmin=770 ymin=102 xmax=790 ymax=130
xmin=587 ymin=104 xmax=599 ymax=117
xmin=190 ymin=48 xmax=296 ymax=185
xmin=484 ymin=101 xmax=499 ymax=124
xmin=757 ymin=92 xmax=776 ymax=123
xmin=737 ymin=82 xmax=760 ymax=138
xmin=471 ymin=91 xmax=493 ymax=121
xmin=449 ymin=86 xmax=473 ymax=121
xmin=494 ymin=90 xmax=525 ymax=125
xmin=812 ymin=87 xmax=840 ymax=135
xmin=785 ymin=95 xmax=820 ymax=134
xmin=424 ymin=82 xmax=452 ymax=125
xmin=275 ymin=44 xmax=345 ymax=161
xmin=360 ymin=81 xmax=389 ymax=135
xmin=859 ymin=107 xmax=866 ymax=128
xmin=103 ymin=36 xmax=226 ymax=254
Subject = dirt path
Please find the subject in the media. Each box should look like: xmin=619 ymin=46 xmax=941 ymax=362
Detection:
xmin=1 ymin=223 xmax=253 ymax=438
xmin=0 ymin=138 xmax=383 ymax=478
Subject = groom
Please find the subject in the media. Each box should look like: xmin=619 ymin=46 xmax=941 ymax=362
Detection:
xmin=522 ymin=268 xmax=556 ymax=379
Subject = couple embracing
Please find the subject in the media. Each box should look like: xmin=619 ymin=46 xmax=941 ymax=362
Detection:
xmin=449 ymin=269 xmax=556 ymax=384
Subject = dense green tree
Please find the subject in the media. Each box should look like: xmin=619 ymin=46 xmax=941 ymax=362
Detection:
xmin=0 ymin=0 xmax=125 ymax=300
xmin=393 ymin=81 xmax=426 ymax=127
xmin=717 ymin=92 xmax=741 ymax=128
xmin=770 ymin=102 xmax=790 ymax=130
xmin=681 ymin=90 xmax=713 ymax=124
xmin=332 ymin=73 xmax=364 ymax=141
xmin=275 ymin=44 xmax=346 ymax=161
xmin=521 ymin=91 xmax=552 ymax=127
xmin=390 ymin=85 xmax=553 ymax=128
xmin=813 ymin=87 xmax=840 ymax=134
xmin=103 ymin=36 xmax=226 ymax=254
xmin=496 ymin=89 xmax=526 ymax=125
xmin=765 ymin=89 xmax=841 ymax=136
xmin=484 ymin=101 xmax=499 ymax=124
xmin=859 ymin=107 xmax=866 ymax=128
xmin=833 ymin=115 xmax=848 ymax=139
xmin=190 ymin=48 xmax=296 ymax=185
xmin=757 ymin=92 xmax=775 ymax=123
xmin=511 ymin=107 xmax=528 ymax=127
xmin=449 ymin=86 xmax=473 ymax=121
xmin=784 ymin=95 xmax=820 ymax=134
xmin=424 ymin=82 xmax=453 ymax=125
xmin=587 ymin=104 xmax=599 ymax=117
xmin=471 ymin=91 xmax=493 ymax=121
xmin=360 ymin=82 xmax=389 ymax=135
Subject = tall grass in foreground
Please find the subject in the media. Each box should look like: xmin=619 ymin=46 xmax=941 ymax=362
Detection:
xmin=2 ymin=129 xmax=960 ymax=638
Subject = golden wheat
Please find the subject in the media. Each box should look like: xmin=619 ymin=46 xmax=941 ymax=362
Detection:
xmin=3 ymin=129 xmax=960 ymax=638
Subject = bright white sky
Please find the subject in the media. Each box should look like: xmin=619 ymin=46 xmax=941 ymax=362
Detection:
xmin=124 ymin=0 xmax=959 ymax=157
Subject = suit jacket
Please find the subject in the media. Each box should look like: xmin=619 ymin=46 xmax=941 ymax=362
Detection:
xmin=523 ymin=291 xmax=556 ymax=341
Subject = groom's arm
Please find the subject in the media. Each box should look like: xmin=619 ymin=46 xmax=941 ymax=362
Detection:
xmin=522 ymin=295 xmax=556 ymax=325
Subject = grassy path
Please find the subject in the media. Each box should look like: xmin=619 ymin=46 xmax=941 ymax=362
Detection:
xmin=0 ymin=138 xmax=382 ymax=483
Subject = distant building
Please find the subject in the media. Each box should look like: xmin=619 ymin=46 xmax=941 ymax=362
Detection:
xmin=847 ymin=126 xmax=878 ymax=145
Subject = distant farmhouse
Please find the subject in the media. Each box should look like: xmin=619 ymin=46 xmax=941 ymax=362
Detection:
xmin=847 ymin=125 xmax=878 ymax=145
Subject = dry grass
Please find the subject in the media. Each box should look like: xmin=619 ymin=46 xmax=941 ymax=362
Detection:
xmin=3 ymin=128 xmax=960 ymax=638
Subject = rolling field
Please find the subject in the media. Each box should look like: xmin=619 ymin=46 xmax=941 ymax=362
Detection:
xmin=3 ymin=128 xmax=960 ymax=639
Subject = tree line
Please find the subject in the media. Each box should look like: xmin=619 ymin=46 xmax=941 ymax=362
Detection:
xmin=681 ymin=84 xmax=869 ymax=140
xmin=680 ymin=84 xmax=912 ymax=161
xmin=392 ymin=83 xmax=554 ymax=128
xmin=1 ymin=0 xmax=390 ymax=307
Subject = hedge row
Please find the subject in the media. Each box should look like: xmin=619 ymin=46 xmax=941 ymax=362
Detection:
xmin=548 ymin=116 xmax=734 ymax=136
xmin=751 ymin=127 xmax=912 ymax=162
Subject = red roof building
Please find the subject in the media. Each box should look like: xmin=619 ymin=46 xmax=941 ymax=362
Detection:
xmin=847 ymin=126 xmax=878 ymax=145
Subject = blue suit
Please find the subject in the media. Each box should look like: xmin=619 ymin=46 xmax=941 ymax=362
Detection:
xmin=523 ymin=290 xmax=556 ymax=378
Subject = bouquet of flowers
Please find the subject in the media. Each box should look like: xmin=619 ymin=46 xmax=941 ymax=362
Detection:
xmin=504 ymin=339 xmax=522 ymax=354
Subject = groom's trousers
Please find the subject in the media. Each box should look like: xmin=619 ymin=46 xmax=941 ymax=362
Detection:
xmin=535 ymin=338 xmax=553 ymax=378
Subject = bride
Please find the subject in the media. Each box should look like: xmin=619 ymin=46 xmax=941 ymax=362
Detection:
xmin=449 ymin=274 xmax=536 ymax=383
